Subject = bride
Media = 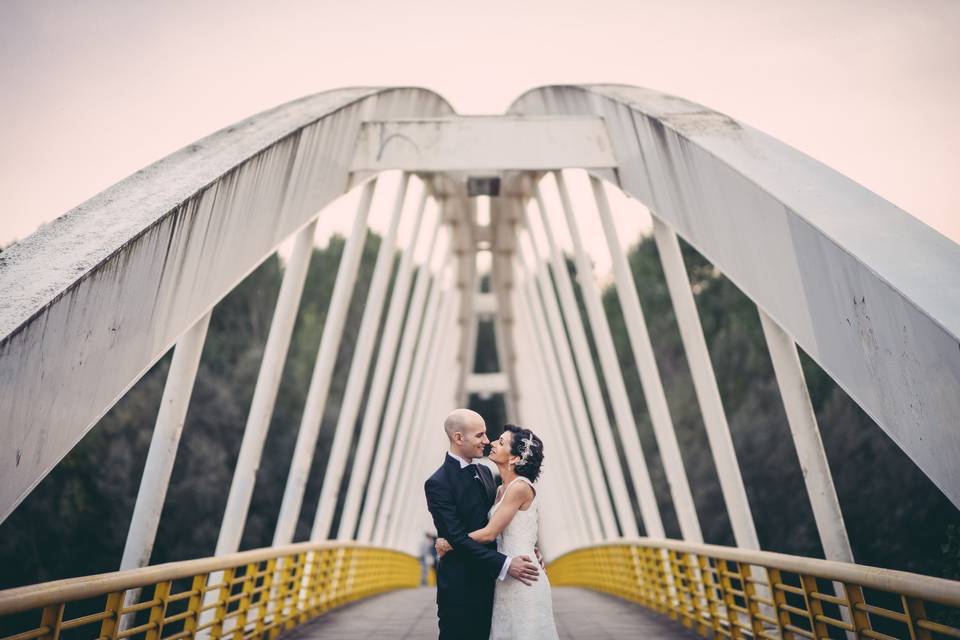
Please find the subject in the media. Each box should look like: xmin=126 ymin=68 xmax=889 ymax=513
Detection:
xmin=436 ymin=424 xmax=560 ymax=640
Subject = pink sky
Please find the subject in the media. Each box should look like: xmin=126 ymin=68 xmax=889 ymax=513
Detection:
xmin=1 ymin=0 xmax=958 ymax=254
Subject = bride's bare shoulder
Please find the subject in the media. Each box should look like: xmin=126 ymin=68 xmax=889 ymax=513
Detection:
xmin=506 ymin=478 xmax=535 ymax=506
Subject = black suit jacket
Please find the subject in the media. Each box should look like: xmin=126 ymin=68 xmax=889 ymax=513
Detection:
xmin=424 ymin=454 xmax=507 ymax=607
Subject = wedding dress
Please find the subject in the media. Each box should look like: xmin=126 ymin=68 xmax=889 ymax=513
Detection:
xmin=488 ymin=477 xmax=560 ymax=640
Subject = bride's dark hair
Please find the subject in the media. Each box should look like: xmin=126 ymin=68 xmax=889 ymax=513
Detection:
xmin=502 ymin=424 xmax=544 ymax=483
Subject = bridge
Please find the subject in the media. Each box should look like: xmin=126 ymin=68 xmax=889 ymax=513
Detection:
xmin=1 ymin=85 xmax=959 ymax=639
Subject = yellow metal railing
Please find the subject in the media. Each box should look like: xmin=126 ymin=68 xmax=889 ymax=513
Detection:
xmin=549 ymin=539 xmax=960 ymax=640
xmin=0 ymin=542 xmax=419 ymax=640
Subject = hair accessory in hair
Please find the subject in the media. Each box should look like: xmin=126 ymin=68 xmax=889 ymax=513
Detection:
xmin=517 ymin=433 xmax=536 ymax=468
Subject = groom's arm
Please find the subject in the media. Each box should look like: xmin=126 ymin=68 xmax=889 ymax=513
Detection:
xmin=424 ymin=477 xmax=508 ymax=580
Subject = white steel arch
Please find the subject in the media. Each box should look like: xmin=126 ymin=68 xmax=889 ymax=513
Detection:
xmin=1 ymin=82 xmax=957 ymax=579
xmin=509 ymin=84 xmax=960 ymax=511
xmin=0 ymin=88 xmax=455 ymax=524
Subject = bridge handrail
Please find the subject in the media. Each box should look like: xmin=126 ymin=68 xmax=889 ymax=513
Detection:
xmin=549 ymin=539 xmax=960 ymax=639
xmin=553 ymin=538 xmax=960 ymax=606
xmin=0 ymin=542 xmax=419 ymax=640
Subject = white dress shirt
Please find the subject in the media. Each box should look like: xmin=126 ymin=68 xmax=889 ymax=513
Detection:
xmin=446 ymin=452 xmax=511 ymax=581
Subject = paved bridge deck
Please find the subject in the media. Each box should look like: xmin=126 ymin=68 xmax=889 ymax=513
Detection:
xmin=280 ymin=586 xmax=698 ymax=639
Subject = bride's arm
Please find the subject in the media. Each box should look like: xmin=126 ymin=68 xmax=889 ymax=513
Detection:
xmin=468 ymin=483 xmax=533 ymax=543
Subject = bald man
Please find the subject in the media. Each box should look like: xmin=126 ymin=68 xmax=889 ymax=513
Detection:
xmin=424 ymin=409 xmax=540 ymax=640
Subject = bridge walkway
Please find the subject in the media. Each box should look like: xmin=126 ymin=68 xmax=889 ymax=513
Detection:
xmin=280 ymin=586 xmax=698 ymax=640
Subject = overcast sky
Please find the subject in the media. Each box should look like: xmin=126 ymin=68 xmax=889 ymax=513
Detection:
xmin=1 ymin=0 xmax=958 ymax=257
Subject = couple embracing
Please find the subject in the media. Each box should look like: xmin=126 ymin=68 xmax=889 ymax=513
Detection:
xmin=424 ymin=408 xmax=560 ymax=640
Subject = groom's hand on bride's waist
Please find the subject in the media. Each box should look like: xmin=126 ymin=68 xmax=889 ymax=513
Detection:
xmin=534 ymin=547 xmax=544 ymax=569
xmin=507 ymin=555 xmax=540 ymax=585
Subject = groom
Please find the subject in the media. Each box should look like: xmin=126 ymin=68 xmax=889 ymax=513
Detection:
xmin=424 ymin=408 xmax=540 ymax=640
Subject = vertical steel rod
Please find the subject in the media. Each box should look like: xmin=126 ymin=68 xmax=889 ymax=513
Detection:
xmin=581 ymin=174 xmax=702 ymax=542
xmin=215 ymin=219 xmax=318 ymax=555
xmin=311 ymin=174 xmax=410 ymax=541
xmin=355 ymin=227 xmax=447 ymax=542
xmin=337 ymin=190 xmax=431 ymax=539
xmin=532 ymin=186 xmax=640 ymax=537
xmin=758 ymin=309 xmax=854 ymax=563
xmin=513 ymin=261 xmax=594 ymax=545
xmin=389 ymin=287 xmax=459 ymax=550
xmin=519 ymin=200 xmax=620 ymax=539
xmin=269 ymin=178 xmax=378 ymax=547
xmin=651 ymin=214 xmax=760 ymax=549
xmin=382 ymin=280 xmax=455 ymax=546
xmin=371 ymin=265 xmax=447 ymax=545
xmin=118 ymin=310 xmax=212 ymax=626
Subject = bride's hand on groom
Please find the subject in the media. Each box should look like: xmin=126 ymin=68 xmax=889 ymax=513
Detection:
xmin=435 ymin=537 xmax=452 ymax=558
xmin=508 ymin=555 xmax=540 ymax=585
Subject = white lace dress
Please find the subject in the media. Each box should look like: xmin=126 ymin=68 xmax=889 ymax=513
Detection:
xmin=488 ymin=477 xmax=560 ymax=640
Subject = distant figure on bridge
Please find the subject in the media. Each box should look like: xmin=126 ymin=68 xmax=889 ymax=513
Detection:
xmin=425 ymin=408 xmax=557 ymax=640
xmin=419 ymin=531 xmax=437 ymax=585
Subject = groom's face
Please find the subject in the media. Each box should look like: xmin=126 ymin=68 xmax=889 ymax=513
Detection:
xmin=462 ymin=418 xmax=490 ymax=459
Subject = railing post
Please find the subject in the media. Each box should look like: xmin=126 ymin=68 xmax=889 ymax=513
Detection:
xmin=903 ymin=595 xmax=933 ymax=640
xmin=584 ymin=173 xmax=703 ymax=543
xmin=99 ymin=592 xmax=123 ymax=640
xmin=207 ymin=567 xmax=233 ymax=640
xmin=767 ymin=567 xmax=797 ymax=640
xmin=145 ymin=580 xmax=171 ymax=640
xmin=800 ymin=573 xmax=831 ymax=640
xmin=184 ymin=574 xmax=207 ymax=639
xmin=38 ymin=603 xmax=64 ymax=640
xmin=844 ymin=583 xmax=873 ymax=638
xmin=231 ymin=567 xmax=254 ymax=640
xmin=738 ymin=561 xmax=769 ymax=640
xmin=718 ymin=560 xmax=745 ymax=640
xmin=697 ymin=554 xmax=723 ymax=637
xmin=311 ymin=173 xmax=411 ymax=541
xmin=253 ymin=560 xmax=273 ymax=638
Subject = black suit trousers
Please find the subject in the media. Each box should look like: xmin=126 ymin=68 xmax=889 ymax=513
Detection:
xmin=438 ymin=602 xmax=493 ymax=640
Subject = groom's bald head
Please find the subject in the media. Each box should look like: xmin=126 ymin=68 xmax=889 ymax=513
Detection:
xmin=444 ymin=408 xmax=488 ymax=459
xmin=444 ymin=408 xmax=482 ymax=438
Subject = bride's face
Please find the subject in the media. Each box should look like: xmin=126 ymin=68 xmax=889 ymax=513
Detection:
xmin=489 ymin=431 xmax=517 ymax=466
